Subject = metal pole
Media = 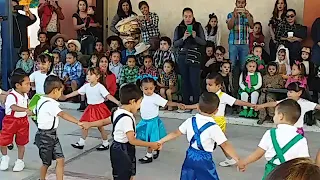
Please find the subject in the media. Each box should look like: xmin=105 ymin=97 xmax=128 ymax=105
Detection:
xmin=1 ymin=0 xmax=14 ymax=90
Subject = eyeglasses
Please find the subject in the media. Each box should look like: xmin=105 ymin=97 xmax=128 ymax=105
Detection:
xmin=286 ymin=15 xmax=295 ymax=18
xmin=215 ymin=53 xmax=224 ymax=57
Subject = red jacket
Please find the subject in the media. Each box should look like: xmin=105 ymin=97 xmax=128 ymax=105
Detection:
xmin=38 ymin=3 xmax=64 ymax=32
xmin=105 ymin=73 xmax=117 ymax=96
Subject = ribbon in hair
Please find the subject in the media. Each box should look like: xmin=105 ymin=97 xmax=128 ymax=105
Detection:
xmin=295 ymin=60 xmax=301 ymax=65
xmin=136 ymin=74 xmax=158 ymax=81
xmin=43 ymin=50 xmax=53 ymax=57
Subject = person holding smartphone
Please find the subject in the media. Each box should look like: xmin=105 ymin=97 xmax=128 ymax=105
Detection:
xmin=38 ymin=0 xmax=65 ymax=42
xmin=11 ymin=0 xmax=36 ymax=74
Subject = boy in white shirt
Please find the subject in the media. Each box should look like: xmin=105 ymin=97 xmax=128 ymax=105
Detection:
xmin=34 ymin=75 xmax=83 ymax=180
xmin=159 ymin=92 xmax=241 ymax=180
xmin=239 ymin=99 xmax=310 ymax=179
xmin=0 ymin=69 xmax=32 ymax=172
xmin=81 ymin=83 xmax=161 ymax=180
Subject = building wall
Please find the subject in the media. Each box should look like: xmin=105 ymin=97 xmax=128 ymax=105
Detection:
xmin=303 ymin=0 xmax=320 ymax=46
xmin=107 ymin=0 xmax=305 ymax=51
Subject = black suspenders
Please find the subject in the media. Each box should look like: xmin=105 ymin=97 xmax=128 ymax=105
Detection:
xmin=36 ymin=100 xmax=56 ymax=130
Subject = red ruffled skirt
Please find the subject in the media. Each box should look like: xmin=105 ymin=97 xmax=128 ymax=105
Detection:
xmin=80 ymin=103 xmax=111 ymax=122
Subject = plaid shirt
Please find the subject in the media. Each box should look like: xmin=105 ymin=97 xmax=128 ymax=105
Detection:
xmin=159 ymin=70 xmax=177 ymax=88
xmin=53 ymin=62 xmax=64 ymax=79
xmin=16 ymin=58 xmax=34 ymax=74
xmin=63 ymin=61 xmax=83 ymax=81
xmin=120 ymin=65 xmax=139 ymax=85
xmin=275 ymin=21 xmax=298 ymax=45
xmin=227 ymin=13 xmax=251 ymax=44
xmin=153 ymin=49 xmax=176 ymax=69
xmin=139 ymin=66 xmax=158 ymax=77
xmin=140 ymin=12 xmax=160 ymax=43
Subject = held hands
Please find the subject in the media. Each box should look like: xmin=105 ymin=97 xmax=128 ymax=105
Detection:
xmin=149 ymin=142 xmax=162 ymax=150
xmin=254 ymin=105 xmax=264 ymax=111
xmin=59 ymin=95 xmax=67 ymax=101
xmin=178 ymin=103 xmax=187 ymax=110
xmin=78 ymin=122 xmax=91 ymax=130
xmin=237 ymin=160 xmax=246 ymax=172
xmin=26 ymin=109 xmax=33 ymax=116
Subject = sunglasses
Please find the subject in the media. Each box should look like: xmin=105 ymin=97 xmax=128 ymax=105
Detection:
xmin=286 ymin=15 xmax=295 ymax=18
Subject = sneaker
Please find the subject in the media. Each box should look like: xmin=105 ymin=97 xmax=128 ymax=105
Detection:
xmin=13 ymin=159 xmax=25 ymax=172
xmin=219 ymin=158 xmax=237 ymax=167
xmin=71 ymin=142 xmax=84 ymax=149
xmin=0 ymin=156 xmax=10 ymax=171
xmin=138 ymin=156 xmax=153 ymax=164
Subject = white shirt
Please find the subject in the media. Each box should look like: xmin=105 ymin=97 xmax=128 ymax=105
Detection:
xmin=5 ymin=89 xmax=28 ymax=117
xmin=179 ymin=114 xmax=227 ymax=152
xmin=77 ymin=83 xmax=110 ymax=105
xmin=215 ymin=90 xmax=236 ymax=116
xmin=277 ymin=98 xmax=317 ymax=128
xmin=140 ymin=93 xmax=168 ymax=119
xmin=29 ymin=71 xmax=48 ymax=94
xmin=113 ymin=108 xmax=136 ymax=143
xmin=34 ymin=96 xmax=62 ymax=130
xmin=258 ymin=124 xmax=309 ymax=165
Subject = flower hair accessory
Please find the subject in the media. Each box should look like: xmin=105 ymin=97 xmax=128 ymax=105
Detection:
xmin=136 ymin=74 xmax=158 ymax=81
xmin=43 ymin=50 xmax=53 ymax=57
xmin=295 ymin=60 xmax=301 ymax=65
xmin=245 ymin=54 xmax=260 ymax=63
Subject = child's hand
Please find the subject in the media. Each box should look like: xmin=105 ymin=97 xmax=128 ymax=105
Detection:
xmin=26 ymin=109 xmax=33 ymax=116
xmin=59 ymin=95 xmax=67 ymax=101
xmin=178 ymin=103 xmax=187 ymax=110
xmin=254 ymin=105 xmax=263 ymax=111
xmin=237 ymin=160 xmax=246 ymax=172
xmin=149 ymin=142 xmax=161 ymax=150
xmin=79 ymin=122 xmax=91 ymax=130
xmin=157 ymin=141 xmax=163 ymax=150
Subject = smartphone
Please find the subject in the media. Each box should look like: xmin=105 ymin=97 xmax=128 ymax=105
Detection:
xmin=236 ymin=8 xmax=245 ymax=13
xmin=14 ymin=5 xmax=24 ymax=11
xmin=187 ymin=25 xmax=193 ymax=34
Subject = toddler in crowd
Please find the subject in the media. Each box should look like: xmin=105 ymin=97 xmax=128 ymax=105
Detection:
xmin=275 ymin=45 xmax=291 ymax=78
xmin=52 ymin=51 xmax=64 ymax=80
xmin=67 ymin=39 xmax=82 ymax=58
xmin=256 ymin=82 xmax=320 ymax=135
xmin=239 ymin=55 xmax=262 ymax=118
xmin=34 ymin=75 xmax=83 ymax=180
xmin=285 ymin=61 xmax=307 ymax=88
xmin=120 ymin=55 xmax=139 ymax=86
xmin=109 ymin=51 xmax=123 ymax=84
xmin=138 ymin=55 xmax=158 ymax=77
xmin=80 ymin=83 xmax=161 ymax=180
xmin=249 ymin=22 xmax=265 ymax=53
xmin=252 ymin=45 xmax=266 ymax=73
xmin=106 ymin=35 xmax=123 ymax=57
xmin=258 ymin=62 xmax=284 ymax=124
xmin=16 ymin=48 xmax=34 ymax=74
xmin=153 ymin=36 xmax=176 ymax=70
xmin=30 ymin=53 xmax=54 ymax=95
xmin=0 ymin=69 xmax=32 ymax=172
xmin=121 ymin=37 xmax=136 ymax=65
xmin=34 ymin=32 xmax=51 ymax=61
xmin=205 ymin=12 xmax=221 ymax=45
xmin=240 ymin=99 xmax=310 ymax=179
xmin=158 ymin=60 xmax=178 ymax=111
xmin=136 ymin=76 xmax=183 ymax=164
xmin=51 ymin=33 xmax=68 ymax=63
xmin=135 ymin=42 xmax=151 ymax=67
xmin=94 ymin=40 xmax=105 ymax=57
xmin=89 ymin=52 xmax=99 ymax=68
xmin=159 ymin=92 xmax=241 ymax=179
xmin=219 ymin=60 xmax=234 ymax=96
xmin=299 ymin=47 xmax=315 ymax=77
xmin=63 ymin=51 xmax=84 ymax=92
xmin=63 ymin=68 xmax=120 ymax=151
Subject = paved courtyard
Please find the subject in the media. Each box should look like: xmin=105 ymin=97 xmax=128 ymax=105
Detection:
xmin=0 ymin=110 xmax=319 ymax=180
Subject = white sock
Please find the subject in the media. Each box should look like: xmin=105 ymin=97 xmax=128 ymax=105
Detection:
xmin=16 ymin=159 xmax=23 ymax=163
xmin=102 ymin=140 xmax=109 ymax=146
xmin=78 ymin=138 xmax=86 ymax=146
xmin=146 ymin=152 xmax=153 ymax=158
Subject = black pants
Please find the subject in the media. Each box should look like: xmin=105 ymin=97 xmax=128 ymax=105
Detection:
xmin=35 ymin=129 xmax=64 ymax=166
xmin=110 ymin=141 xmax=136 ymax=180
xmin=269 ymin=39 xmax=277 ymax=62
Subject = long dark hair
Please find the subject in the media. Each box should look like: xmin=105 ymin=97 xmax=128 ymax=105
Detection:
xmin=287 ymin=82 xmax=311 ymax=100
xmin=272 ymin=0 xmax=287 ymax=19
xmin=205 ymin=13 xmax=218 ymax=37
xmin=38 ymin=53 xmax=54 ymax=76
xmin=97 ymin=56 xmax=113 ymax=75
xmin=77 ymin=0 xmax=88 ymax=13
xmin=117 ymin=0 xmax=135 ymax=19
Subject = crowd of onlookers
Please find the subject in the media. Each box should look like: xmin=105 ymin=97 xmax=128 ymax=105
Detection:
xmin=2 ymin=0 xmax=320 ymax=126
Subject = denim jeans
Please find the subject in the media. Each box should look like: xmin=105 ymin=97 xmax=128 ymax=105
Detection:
xmin=178 ymin=54 xmax=200 ymax=105
xmin=229 ymin=44 xmax=249 ymax=71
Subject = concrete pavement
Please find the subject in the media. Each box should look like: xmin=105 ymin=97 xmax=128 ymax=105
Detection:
xmin=1 ymin=110 xmax=320 ymax=180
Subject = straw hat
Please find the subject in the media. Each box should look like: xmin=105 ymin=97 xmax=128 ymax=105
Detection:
xmin=115 ymin=16 xmax=138 ymax=29
xmin=134 ymin=42 xmax=151 ymax=55
xmin=50 ymin=33 xmax=69 ymax=46
xmin=67 ymin=39 xmax=81 ymax=52
xmin=122 ymin=36 xmax=137 ymax=45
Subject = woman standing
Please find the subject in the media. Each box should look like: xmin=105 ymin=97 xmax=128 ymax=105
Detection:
xmin=204 ymin=13 xmax=221 ymax=46
xmin=173 ymin=8 xmax=206 ymax=106
xmin=72 ymin=0 xmax=100 ymax=55
xmin=110 ymin=0 xmax=137 ymax=35
xmin=38 ymin=0 xmax=65 ymax=42
xmin=269 ymin=0 xmax=287 ymax=61
xmin=138 ymin=1 xmax=160 ymax=50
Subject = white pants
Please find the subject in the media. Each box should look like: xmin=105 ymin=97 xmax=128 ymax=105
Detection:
xmin=240 ymin=91 xmax=259 ymax=109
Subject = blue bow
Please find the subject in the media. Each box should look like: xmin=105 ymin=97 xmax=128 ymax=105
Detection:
xmin=136 ymin=74 xmax=158 ymax=81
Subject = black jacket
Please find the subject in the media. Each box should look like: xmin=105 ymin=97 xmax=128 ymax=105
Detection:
xmin=13 ymin=13 xmax=37 ymax=48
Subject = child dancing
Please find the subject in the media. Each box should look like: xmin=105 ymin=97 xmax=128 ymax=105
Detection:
xmin=136 ymin=75 xmax=184 ymax=163
xmin=159 ymin=92 xmax=241 ymax=180
xmin=63 ymin=67 xmax=120 ymax=150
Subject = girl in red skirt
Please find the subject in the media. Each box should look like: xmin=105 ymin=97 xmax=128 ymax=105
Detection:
xmin=62 ymin=67 xmax=120 ymax=151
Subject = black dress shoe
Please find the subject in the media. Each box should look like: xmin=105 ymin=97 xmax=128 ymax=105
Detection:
xmin=96 ymin=144 xmax=109 ymax=151
xmin=71 ymin=142 xmax=84 ymax=149
xmin=138 ymin=156 xmax=153 ymax=164
xmin=8 ymin=144 xmax=14 ymax=150
xmin=153 ymin=150 xmax=160 ymax=159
